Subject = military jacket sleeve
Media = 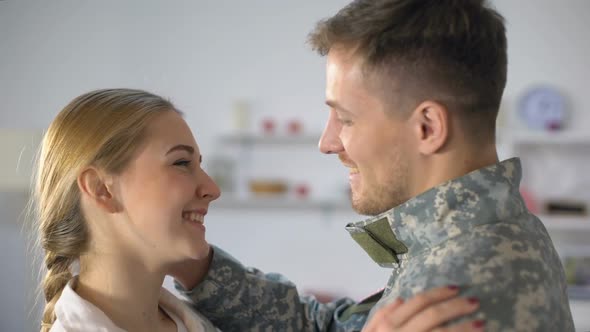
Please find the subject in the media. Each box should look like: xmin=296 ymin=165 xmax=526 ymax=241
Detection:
xmin=176 ymin=246 xmax=369 ymax=332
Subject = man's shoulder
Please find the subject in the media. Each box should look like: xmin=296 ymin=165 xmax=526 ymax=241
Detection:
xmin=418 ymin=214 xmax=560 ymax=276
xmin=390 ymin=215 xmax=573 ymax=331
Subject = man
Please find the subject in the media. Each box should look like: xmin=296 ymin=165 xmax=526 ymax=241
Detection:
xmin=173 ymin=0 xmax=574 ymax=331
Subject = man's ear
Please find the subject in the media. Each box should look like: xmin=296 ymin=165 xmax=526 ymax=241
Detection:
xmin=77 ymin=167 xmax=120 ymax=213
xmin=411 ymin=101 xmax=449 ymax=155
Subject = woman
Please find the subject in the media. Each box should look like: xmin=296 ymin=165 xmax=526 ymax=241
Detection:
xmin=35 ymin=89 xmax=481 ymax=331
xmin=36 ymin=88 xmax=219 ymax=331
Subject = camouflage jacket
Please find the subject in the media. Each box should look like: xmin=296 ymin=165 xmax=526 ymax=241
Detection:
xmin=179 ymin=158 xmax=574 ymax=332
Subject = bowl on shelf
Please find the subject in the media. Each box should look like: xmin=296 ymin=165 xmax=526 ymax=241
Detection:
xmin=248 ymin=179 xmax=288 ymax=196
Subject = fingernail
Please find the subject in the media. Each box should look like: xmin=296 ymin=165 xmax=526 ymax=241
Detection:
xmin=468 ymin=297 xmax=479 ymax=305
xmin=473 ymin=320 xmax=485 ymax=328
xmin=448 ymin=285 xmax=459 ymax=290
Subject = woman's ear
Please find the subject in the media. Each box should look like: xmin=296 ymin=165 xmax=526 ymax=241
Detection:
xmin=77 ymin=167 xmax=120 ymax=213
xmin=411 ymin=101 xmax=449 ymax=155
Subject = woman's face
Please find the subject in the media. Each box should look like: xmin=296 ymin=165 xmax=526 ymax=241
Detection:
xmin=114 ymin=111 xmax=220 ymax=266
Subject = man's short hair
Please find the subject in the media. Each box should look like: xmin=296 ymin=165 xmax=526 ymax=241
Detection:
xmin=308 ymin=0 xmax=507 ymax=142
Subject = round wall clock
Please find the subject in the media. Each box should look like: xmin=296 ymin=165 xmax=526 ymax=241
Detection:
xmin=518 ymin=86 xmax=567 ymax=131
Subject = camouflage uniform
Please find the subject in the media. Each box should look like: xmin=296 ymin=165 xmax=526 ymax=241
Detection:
xmin=178 ymin=158 xmax=574 ymax=332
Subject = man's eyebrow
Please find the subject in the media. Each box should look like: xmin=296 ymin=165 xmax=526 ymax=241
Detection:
xmin=326 ymin=100 xmax=353 ymax=114
xmin=166 ymin=144 xmax=195 ymax=155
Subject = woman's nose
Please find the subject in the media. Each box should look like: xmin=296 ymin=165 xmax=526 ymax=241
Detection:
xmin=196 ymin=170 xmax=221 ymax=201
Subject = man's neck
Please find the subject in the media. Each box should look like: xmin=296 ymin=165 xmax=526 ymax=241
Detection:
xmin=413 ymin=145 xmax=499 ymax=197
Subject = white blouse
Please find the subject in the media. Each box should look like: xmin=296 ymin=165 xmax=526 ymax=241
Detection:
xmin=50 ymin=278 xmax=219 ymax=332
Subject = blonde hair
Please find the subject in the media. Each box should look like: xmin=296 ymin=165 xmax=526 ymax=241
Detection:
xmin=34 ymin=89 xmax=177 ymax=331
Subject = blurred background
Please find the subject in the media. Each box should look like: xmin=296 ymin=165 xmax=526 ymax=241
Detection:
xmin=1 ymin=1 xmax=589 ymax=331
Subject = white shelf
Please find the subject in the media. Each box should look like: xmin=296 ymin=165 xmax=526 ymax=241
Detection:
xmin=508 ymin=131 xmax=590 ymax=145
xmin=219 ymin=133 xmax=320 ymax=146
xmin=213 ymin=195 xmax=351 ymax=210
xmin=540 ymin=215 xmax=590 ymax=231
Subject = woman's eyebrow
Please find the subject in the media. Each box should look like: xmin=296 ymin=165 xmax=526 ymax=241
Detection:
xmin=166 ymin=144 xmax=194 ymax=155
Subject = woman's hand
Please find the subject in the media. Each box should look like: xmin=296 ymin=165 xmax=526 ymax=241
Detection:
xmin=362 ymin=286 xmax=484 ymax=332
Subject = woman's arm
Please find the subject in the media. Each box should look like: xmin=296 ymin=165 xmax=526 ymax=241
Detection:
xmin=172 ymin=246 xmax=481 ymax=332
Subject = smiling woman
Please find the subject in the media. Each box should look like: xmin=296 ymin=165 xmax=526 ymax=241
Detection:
xmin=33 ymin=89 xmax=220 ymax=332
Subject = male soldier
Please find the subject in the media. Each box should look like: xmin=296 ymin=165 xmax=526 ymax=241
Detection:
xmin=172 ymin=0 xmax=574 ymax=331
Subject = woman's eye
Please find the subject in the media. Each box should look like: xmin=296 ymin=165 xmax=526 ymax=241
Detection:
xmin=174 ymin=160 xmax=192 ymax=167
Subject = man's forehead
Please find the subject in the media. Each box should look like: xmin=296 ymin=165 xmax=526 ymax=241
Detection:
xmin=327 ymin=47 xmax=364 ymax=73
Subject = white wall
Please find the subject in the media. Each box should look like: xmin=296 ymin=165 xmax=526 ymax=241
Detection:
xmin=2 ymin=1 xmax=590 ymax=132
xmin=2 ymin=1 xmax=590 ymax=331
xmin=498 ymin=0 xmax=590 ymax=131
xmin=0 ymin=191 xmax=41 ymax=332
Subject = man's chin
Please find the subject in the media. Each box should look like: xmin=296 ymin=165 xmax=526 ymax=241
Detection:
xmin=351 ymin=195 xmax=388 ymax=216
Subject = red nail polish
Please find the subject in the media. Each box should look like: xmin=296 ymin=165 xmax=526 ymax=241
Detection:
xmin=473 ymin=320 xmax=485 ymax=328
xmin=468 ymin=297 xmax=479 ymax=305
xmin=448 ymin=285 xmax=459 ymax=290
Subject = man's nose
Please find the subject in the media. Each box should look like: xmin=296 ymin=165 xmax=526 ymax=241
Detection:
xmin=318 ymin=112 xmax=344 ymax=154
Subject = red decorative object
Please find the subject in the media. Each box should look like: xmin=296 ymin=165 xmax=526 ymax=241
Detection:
xmin=287 ymin=119 xmax=303 ymax=135
xmin=547 ymin=121 xmax=561 ymax=131
xmin=262 ymin=118 xmax=275 ymax=134
xmin=295 ymin=183 xmax=310 ymax=199
xmin=520 ymin=187 xmax=538 ymax=214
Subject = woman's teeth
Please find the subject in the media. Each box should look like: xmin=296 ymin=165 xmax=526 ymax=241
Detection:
xmin=183 ymin=212 xmax=204 ymax=224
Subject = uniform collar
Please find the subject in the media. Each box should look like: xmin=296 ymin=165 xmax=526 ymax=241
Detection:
xmin=345 ymin=158 xmax=526 ymax=268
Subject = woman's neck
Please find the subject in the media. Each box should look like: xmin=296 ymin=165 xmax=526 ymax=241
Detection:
xmin=76 ymin=252 xmax=171 ymax=331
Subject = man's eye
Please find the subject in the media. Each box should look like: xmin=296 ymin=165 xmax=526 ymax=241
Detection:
xmin=174 ymin=160 xmax=192 ymax=167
